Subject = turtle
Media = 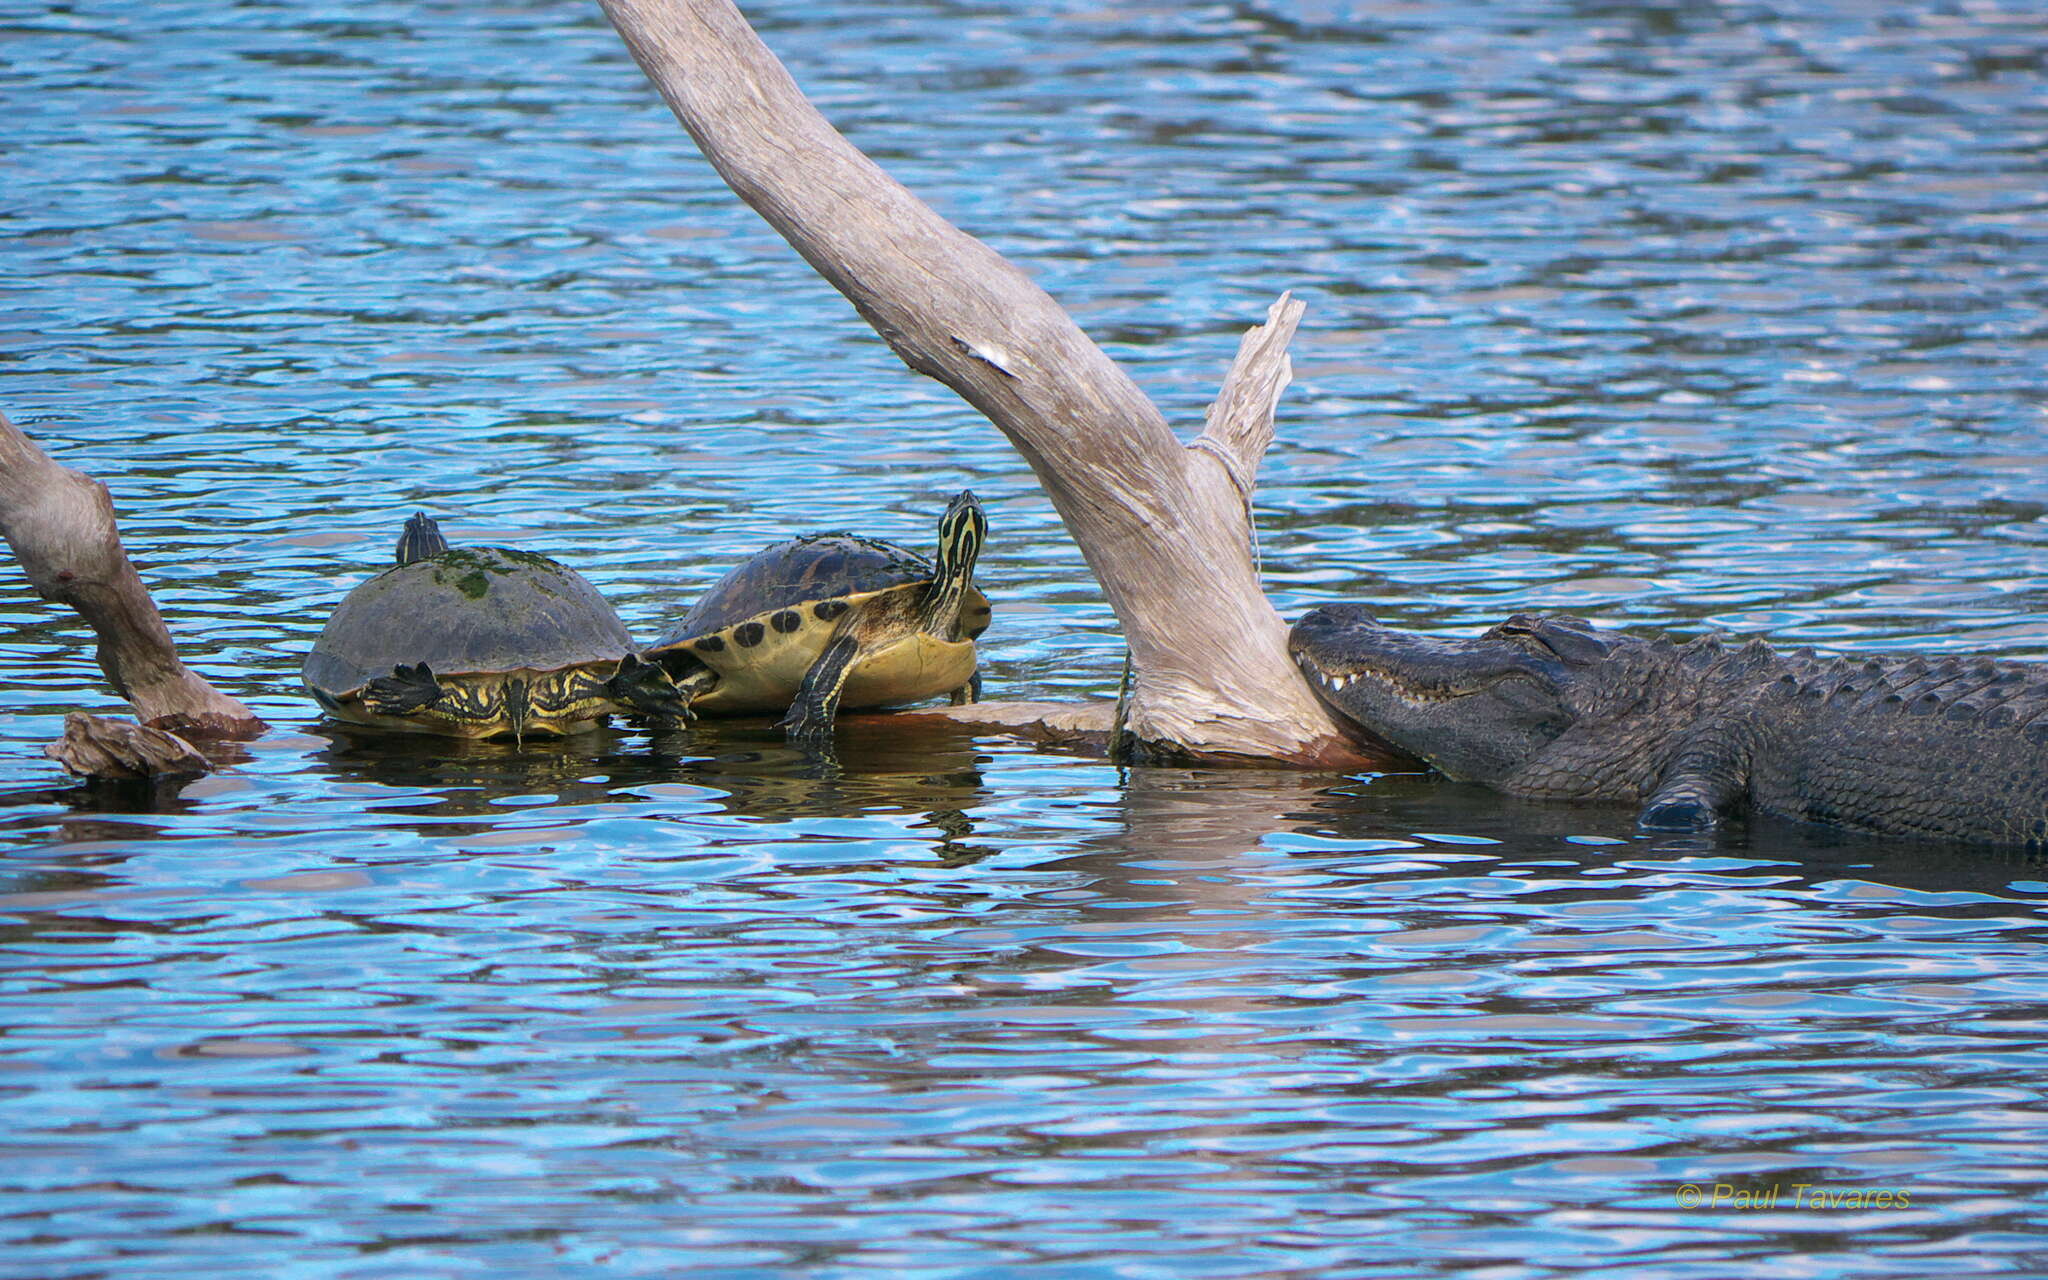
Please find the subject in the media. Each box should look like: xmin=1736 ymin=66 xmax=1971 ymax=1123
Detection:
xmin=303 ymin=513 xmax=685 ymax=739
xmin=647 ymin=490 xmax=992 ymax=742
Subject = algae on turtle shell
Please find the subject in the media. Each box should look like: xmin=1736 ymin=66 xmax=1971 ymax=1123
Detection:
xmin=303 ymin=514 xmax=684 ymax=739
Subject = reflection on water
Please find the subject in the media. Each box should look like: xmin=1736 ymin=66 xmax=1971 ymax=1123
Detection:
xmin=312 ymin=715 xmax=996 ymax=855
xmin=4 ymin=743 xmax=2044 ymax=1275
xmin=4 ymin=0 xmax=2048 ymax=1275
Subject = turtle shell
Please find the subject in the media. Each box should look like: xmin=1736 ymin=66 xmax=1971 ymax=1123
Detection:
xmin=649 ymin=534 xmax=991 ymax=714
xmin=304 ymin=545 xmax=633 ymax=701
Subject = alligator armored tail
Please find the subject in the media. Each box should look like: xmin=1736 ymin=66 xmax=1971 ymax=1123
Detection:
xmin=1289 ymin=604 xmax=2048 ymax=847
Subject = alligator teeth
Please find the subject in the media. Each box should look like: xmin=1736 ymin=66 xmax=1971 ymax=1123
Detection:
xmin=1297 ymin=661 xmax=1360 ymax=692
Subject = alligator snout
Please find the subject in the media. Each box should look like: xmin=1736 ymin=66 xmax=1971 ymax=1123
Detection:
xmin=1289 ymin=603 xmax=1383 ymax=654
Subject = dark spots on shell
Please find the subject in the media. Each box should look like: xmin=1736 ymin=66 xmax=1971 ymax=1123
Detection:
xmin=735 ymin=621 xmax=766 ymax=648
xmin=814 ymin=600 xmax=849 ymax=621
xmin=771 ymin=609 xmax=802 ymax=633
xmin=697 ymin=634 xmax=726 ymax=653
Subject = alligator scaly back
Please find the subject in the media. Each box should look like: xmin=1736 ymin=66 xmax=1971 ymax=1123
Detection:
xmin=1288 ymin=605 xmax=2048 ymax=847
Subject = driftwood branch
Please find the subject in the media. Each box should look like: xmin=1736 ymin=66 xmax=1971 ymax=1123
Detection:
xmin=46 ymin=712 xmax=210 ymax=781
xmin=1194 ymin=292 xmax=1305 ymax=527
xmin=0 ymin=412 xmax=264 ymax=741
xmin=600 ymin=0 xmax=1374 ymax=766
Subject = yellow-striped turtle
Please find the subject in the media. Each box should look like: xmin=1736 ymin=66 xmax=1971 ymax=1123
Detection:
xmin=648 ymin=491 xmax=991 ymax=741
xmin=304 ymin=514 xmax=684 ymax=739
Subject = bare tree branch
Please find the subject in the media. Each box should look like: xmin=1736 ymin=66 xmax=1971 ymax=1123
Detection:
xmin=0 ymin=413 xmax=264 ymax=740
xmin=1194 ymin=293 xmax=1305 ymax=520
xmin=599 ymin=0 xmax=1376 ymax=765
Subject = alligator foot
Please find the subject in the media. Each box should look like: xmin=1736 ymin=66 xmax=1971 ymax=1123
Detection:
xmin=1638 ymin=797 xmax=1721 ymax=831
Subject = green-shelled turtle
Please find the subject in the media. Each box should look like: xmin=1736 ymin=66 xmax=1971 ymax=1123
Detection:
xmin=304 ymin=514 xmax=682 ymax=739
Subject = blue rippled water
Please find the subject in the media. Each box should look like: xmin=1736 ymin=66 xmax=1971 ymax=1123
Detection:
xmin=3 ymin=0 xmax=2047 ymax=1275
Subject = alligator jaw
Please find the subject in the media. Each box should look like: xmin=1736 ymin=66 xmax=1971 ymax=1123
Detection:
xmin=1287 ymin=604 xmax=1581 ymax=784
xmin=1293 ymin=648 xmax=1513 ymax=708
xmin=1292 ymin=652 xmax=1421 ymax=759
xmin=1297 ymin=652 xmax=1364 ymax=694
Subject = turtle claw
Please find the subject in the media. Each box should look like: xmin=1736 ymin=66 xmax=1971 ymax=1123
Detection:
xmin=609 ymin=653 xmax=693 ymax=724
xmin=364 ymin=662 xmax=445 ymax=714
xmin=777 ymin=706 xmax=836 ymax=745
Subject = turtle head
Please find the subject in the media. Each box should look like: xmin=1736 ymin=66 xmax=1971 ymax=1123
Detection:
xmin=396 ymin=512 xmax=450 ymax=566
xmin=922 ymin=491 xmax=988 ymax=638
xmin=935 ymin=491 xmax=987 ymax=582
xmin=1289 ymin=605 xmax=1615 ymax=785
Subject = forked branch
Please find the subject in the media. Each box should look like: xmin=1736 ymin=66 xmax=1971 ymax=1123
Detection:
xmin=600 ymin=0 xmax=1374 ymax=765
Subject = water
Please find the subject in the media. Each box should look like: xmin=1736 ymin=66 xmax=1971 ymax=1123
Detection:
xmin=4 ymin=0 xmax=2048 ymax=1274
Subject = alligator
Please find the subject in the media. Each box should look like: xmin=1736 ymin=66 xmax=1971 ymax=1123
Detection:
xmin=1289 ymin=603 xmax=2048 ymax=847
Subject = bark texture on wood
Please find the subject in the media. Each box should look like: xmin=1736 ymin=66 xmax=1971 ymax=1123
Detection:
xmin=0 ymin=414 xmax=265 ymax=738
xmin=599 ymin=0 xmax=1377 ymax=767
xmin=46 ymin=711 xmax=211 ymax=780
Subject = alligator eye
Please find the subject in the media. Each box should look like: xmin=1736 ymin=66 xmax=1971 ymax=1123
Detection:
xmin=1530 ymin=618 xmax=1615 ymax=665
xmin=1496 ymin=614 xmax=1541 ymax=637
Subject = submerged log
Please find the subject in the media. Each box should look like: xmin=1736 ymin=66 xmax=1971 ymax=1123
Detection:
xmin=46 ymin=711 xmax=210 ymax=781
xmin=0 ymin=412 xmax=264 ymax=741
xmin=599 ymin=0 xmax=1382 ymax=769
xmin=873 ymin=700 xmax=1381 ymax=770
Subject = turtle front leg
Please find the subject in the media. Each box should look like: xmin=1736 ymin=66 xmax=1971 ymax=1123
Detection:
xmin=364 ymin=662 xmax=446 ymax=715
xmin=779 ymin=633 xmax=863 ymax=743
xmin=607 ymin=653 xmax=694 ymax=725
